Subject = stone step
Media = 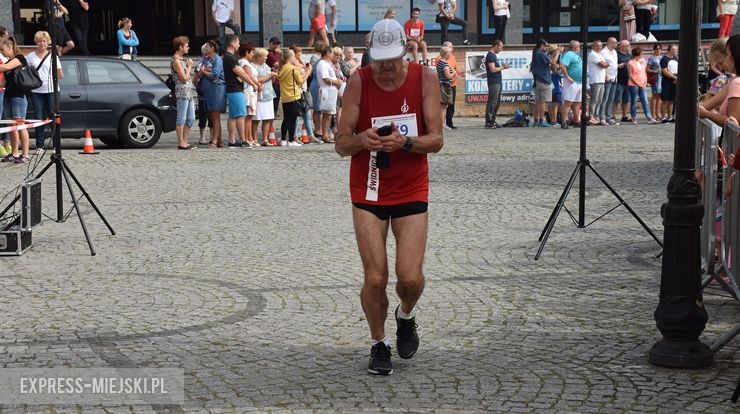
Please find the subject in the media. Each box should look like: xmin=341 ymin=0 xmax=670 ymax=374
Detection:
xmin=135 ymin=56 xmax=175 ymax=79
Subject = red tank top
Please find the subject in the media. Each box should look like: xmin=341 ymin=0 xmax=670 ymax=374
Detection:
xmin=350 ymin=63 xmax=428 ymax=205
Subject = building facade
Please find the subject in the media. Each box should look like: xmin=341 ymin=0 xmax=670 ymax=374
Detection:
xmin=10 ymin=1 xmax=725 ymax=55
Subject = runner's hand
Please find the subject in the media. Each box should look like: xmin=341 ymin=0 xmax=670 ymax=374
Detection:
xmin=361 ymin=128 xmax=384 ymax=152
xmin=378 ymin=123 xmax=405 ymax=153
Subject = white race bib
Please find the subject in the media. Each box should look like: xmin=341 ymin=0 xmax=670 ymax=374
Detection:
xmin=410 ymin=28 xmax=421 ymax=38
xmin=370 ymin=113 xmax=419 ymax=138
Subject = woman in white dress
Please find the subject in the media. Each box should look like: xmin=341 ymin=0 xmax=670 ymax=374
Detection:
xmin=238 ymin=42 xmax=260 ymax=147
xmin=252 ymin=48 xmax=277 ymax=146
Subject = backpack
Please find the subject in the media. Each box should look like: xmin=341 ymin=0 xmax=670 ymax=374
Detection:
xmin=502 ymin=109 xmax=530 ymax=127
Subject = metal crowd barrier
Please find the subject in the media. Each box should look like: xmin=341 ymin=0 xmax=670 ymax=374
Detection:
xmin=699 ymin=120 xmax=740 ymax=354
xmin=696 ymin=119 xmax=739 ymax=297
xmin=719 ymin=122 xmax=740 ymax=299
xmin=698 ymin=119 xmax=718 ymax=279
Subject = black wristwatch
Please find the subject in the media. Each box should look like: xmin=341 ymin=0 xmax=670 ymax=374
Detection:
xmin=402 ymin=136 xmax=413 ymax=152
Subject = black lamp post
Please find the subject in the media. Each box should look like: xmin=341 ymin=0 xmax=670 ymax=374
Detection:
xmin=649 ymin=0 xmax=713 ymax=368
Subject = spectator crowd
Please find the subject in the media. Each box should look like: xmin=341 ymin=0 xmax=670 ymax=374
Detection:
xmin=120 ymin=1 xmax=477 ymax=150
xmin=479 ymin=34 xmax=680 ymax=130
xmin=0 ymin=0 xmax=735 ymax=156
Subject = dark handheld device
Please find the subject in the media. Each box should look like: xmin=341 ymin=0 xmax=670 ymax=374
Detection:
xmin=376 ymin=125 xmax=392 ymax=169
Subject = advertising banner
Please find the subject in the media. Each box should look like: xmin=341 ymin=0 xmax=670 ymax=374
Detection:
xmin=357 ymin=0 xmax=411 ymax=30
xmin=464 ymin=50 xmax=534 ymax=105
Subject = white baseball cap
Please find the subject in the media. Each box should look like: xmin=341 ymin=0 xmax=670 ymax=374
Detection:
xmin=369 ymin=19 xmax=407 ymax=61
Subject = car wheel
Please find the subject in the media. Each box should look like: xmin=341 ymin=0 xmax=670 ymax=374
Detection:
xmin=99 ymin=136 xmax=125 ymax=148
xmin=118 ymin=109 xmax=162 ymax=148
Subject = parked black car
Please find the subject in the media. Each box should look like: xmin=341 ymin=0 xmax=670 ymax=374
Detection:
xmin=29 ymin=57 xmax=176 ymax=148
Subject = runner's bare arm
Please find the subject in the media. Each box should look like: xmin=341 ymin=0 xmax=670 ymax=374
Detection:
xmin=336 ymin=73 xmax=384 ymax=157
xmin=408 ymin=68 xmax=444 ymax=154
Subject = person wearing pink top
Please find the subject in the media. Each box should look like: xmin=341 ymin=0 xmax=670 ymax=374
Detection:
xmin=698 ymin=36 xmax=740 ymax=135
xmin=626 ymin=46 xmax=656 ymax=124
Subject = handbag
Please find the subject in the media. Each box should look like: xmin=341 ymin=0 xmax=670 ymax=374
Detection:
xmin=440 ymin=84 xmax=453 ymax=105
xmin=14 ymin=52 xmax=49 ymax=92
xmin=120 ymin=46 xmax=136 ymax=60
xmin=293 ymin=69 xmax=310 ymax=115
xmin=319 ymin=86 xmax=338 ymax=112
xmin=295 ymin=93 xmax=308 ymax=116
xmin=165 ymin=58 xmax=176 ymax=91
xmin=646 ymin=59 xmax=658 ymax=85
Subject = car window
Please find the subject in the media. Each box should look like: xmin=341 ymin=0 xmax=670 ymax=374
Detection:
xmin=86 ymin=61 xmax=139 ymax=84
xmin=60 ymin=60 xmax=80 ymax=87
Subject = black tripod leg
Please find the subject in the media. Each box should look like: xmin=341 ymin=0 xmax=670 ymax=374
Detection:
xmin=539 ymin=162 xmax=581 ymax=242
xmin=536 ymin=162 xmax=581 ymax=260
xmin=732 ymin=374 xmax=740 ymax=402
xmin=35 ymin=157 xmax=56 ymax=178
xmin=587 ymin=163 xmax=664 ymax=248
xmin=62 ymin=160 xmax=115 ymax=236
xmin=60 ymin=163 xmax=96 ymax=256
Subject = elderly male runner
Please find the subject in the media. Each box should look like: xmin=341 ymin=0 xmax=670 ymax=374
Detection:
xmin=336 ymin=18 xmax=443 ymax=375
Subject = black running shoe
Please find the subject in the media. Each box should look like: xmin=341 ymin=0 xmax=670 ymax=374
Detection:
xmin=395 ymin=306 xmax=419 ymax=359
xmin=367 ymin=342 xmax=393 ymax=375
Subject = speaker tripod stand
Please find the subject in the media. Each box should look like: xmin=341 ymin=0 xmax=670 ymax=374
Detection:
xmin=535 ymin=158 xmax=663 ymax=260
xmin=0 ymin=116 xmax=115 ymax=256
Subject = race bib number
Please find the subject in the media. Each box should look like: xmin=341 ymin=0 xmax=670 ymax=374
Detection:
xmin=410 ymin=28 xmax=421 ymax=38
xmin=370 ymin=113 xmax=419 ymax=138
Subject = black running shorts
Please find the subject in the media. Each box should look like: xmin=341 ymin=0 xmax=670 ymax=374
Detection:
xmin=352 ymin=201 xmax=428 ymax=220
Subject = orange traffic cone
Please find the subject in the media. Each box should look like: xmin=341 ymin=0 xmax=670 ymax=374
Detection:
xmin=268 ymin=126 xmax=277 ymax=146
xmin=301 ymin=125 xmax=309 ymax=144
xmin=79 ymin=130 xmax=99 ymax=154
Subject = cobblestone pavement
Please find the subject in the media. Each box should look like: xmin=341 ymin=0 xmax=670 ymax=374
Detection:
xmin=1 ymin=117 xmax=739 ymax=413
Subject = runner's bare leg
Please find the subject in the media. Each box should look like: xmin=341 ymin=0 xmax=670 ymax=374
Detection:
xmin=391 ymin=212 xmax=427 ymax=315
xmin=354 ymin=207 xmax=390 ymax=341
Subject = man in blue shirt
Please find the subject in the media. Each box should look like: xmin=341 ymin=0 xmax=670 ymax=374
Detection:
xmin=530 ymin=39 xmax=554 ymax=127
xmin=558 ymin=40 xmax=583 ymax=129
xmin=485 ymin=40 xmax=509 ymax=129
